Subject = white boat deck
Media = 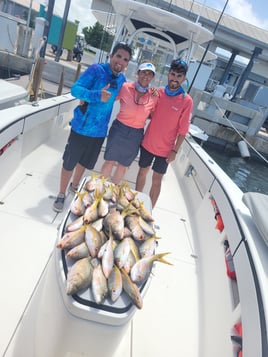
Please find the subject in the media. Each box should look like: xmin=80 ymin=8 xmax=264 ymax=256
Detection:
xmin=1 ymin=0 xmax=268 ymax=353
xmin=0 ymin=124 xmax=198 ymax=357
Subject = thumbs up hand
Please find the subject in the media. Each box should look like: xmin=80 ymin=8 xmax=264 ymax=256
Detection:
xmin=101 ymin=84 xmax=111 ymax=102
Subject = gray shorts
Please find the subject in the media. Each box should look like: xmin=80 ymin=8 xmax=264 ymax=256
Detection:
xmin=104 ymin=119 xmax=144 ymax=166
xmin=63 ymin=130 xmax=105 ymax=170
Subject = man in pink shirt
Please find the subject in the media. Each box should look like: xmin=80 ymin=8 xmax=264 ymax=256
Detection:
xmin=135 ymin=59 xmax=193 ymax=208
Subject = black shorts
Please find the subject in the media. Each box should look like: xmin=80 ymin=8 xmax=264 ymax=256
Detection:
xmin=104 ymin=119 xmax=144 ymax=166
xmin=138 ymin=145 xmax=168 ymax=174
xmin=63 ymin=130 xmax=105 ymax=170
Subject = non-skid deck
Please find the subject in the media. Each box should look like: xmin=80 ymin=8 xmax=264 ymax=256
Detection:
xmin=0 ymin=124 xmax=198 ymax=357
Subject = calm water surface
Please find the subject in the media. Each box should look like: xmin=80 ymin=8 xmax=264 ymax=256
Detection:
xmin=204 ymin=144 xmax=268 ymax=195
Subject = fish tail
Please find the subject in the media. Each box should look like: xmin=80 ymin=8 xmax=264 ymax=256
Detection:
xmin=156 ymin=252 xmax=173 ymax=266
xmin=121 ymin=205 xmax=139 ymax=218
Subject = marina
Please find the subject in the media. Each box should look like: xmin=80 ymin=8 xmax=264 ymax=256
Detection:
xmin=1 ymin=1 xmax=268 ymax=357
xmin=204 ymin=142 xmax=268 ymax=195
xmin=2 ymin=0 xmax=268 ymax=157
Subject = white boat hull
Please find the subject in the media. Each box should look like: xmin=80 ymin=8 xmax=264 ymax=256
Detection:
xmin=1 ymin=93 xmax=268 ymax=356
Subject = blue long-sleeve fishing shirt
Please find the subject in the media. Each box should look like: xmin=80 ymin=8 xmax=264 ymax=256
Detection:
xmin=70 ymin=63 xmax=126 ymax=137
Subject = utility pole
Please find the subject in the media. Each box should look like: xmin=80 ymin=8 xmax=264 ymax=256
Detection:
xmin=40 ymin=0 xmax=55 ymax=58
xmin=22 ymin=0 xmax=33 ymax=56
xmin=55 ymin=0 xmax=72 ymax=62
xmin=31 ymin=0 xmax=55 ymax=101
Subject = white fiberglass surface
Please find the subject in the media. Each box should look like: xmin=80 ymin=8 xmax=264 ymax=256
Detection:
xmin=0 ymin=124 xmax=198 ymax=357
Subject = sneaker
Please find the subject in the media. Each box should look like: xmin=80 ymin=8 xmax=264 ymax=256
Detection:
xmin=53 ymin=193 xmax=65 ymax=212
xmin=69 ymin=183 xmax=79 ymax=194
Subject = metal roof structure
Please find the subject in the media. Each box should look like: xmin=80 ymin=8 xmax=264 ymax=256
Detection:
xmin=91 ymin=0 xmax=218 ymax=62
xmin=153 ymin=0 xmax=268 ymax=64
xmin=92 ymin=0 xmax=268 ymax=68
xmin=171 ymin=0 xmax=268 ymax=43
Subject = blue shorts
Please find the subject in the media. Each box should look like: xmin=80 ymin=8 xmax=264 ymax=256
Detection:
xmin=63 ymin=130 xmax=105 ymax=170
xmin=138 ymin=146 xmax=168 ymax=174
xmin=104 ymin=119 xmax=144 ymax=166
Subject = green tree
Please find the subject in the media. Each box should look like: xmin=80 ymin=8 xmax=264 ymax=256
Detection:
xmin=82 ymin=21 xmax=114 ymax=52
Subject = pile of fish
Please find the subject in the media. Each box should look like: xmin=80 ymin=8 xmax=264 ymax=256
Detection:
xmin=57 ymin=174 xmax=172 ymax=310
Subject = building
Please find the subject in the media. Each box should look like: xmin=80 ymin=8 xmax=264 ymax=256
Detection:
xmin=0 ymin=0 xmax=40 ymax=25
xmin=91 ymin=0 xmax=268 ymax=133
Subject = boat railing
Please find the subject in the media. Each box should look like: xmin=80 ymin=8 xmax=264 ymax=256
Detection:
xmin=173 ymin=137 xmax=268 ymax=357
xmin=0 ymin=94 xmax=77 ymax=191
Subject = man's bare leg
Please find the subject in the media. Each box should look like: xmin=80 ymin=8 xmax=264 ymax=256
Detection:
xmin=59 ymin=167 xmax=73 ymax=195
xmin=149 ymin=171 xmax=164 ymax=208
xmin=53 ymin=166 xmax=75 ymax=212
xmin=135 ymin=166 xmax=150 ymax=192
xmin=72 ymin=163 xmax=86 ymax=188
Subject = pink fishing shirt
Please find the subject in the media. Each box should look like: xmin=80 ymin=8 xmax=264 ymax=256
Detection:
xmin=141 ymin=88 xmax=193 ymax=156
xmin=116 ymin=82 xmax=158 ymax=128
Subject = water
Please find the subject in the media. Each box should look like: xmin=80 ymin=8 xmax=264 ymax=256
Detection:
xmin=0 ymin=67 xmax=26 ymax=79
xmin=203 ymin=144 xmax=268 ymax=195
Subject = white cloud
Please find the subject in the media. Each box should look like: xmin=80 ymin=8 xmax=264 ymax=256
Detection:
xmin=199 ymin=0 xmax=268 ymax=30
xmin=226 ymin=0 xmax=268 ymax=30
xmin=53 ymin=0 xmax=97 ymax=31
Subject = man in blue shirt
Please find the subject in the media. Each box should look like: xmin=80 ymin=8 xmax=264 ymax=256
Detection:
xmin=53 ymin=42 xmax=132 ymax=212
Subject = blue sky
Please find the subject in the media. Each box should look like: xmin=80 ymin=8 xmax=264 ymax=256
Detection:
xmin=51 ymin=0 xmax=268 ymax=32
xmin=204 ymin=0 xmax=268 ymax=29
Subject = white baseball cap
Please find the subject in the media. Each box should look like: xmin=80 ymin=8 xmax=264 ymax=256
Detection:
xmin=138 ymin=62 xmax=156 ymax=74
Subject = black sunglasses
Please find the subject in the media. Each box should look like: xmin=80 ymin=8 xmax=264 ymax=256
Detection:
xmin=134 ymin=93 xmax=150 ymax=105
xmin=109 ymin=74 xmax=118 ymax=89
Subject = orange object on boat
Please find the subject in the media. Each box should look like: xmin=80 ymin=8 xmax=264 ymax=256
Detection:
xmin=210 ymin=197 xmax=224 ymax=232
xmin=232 ymin=322 xmax=242 ymax=357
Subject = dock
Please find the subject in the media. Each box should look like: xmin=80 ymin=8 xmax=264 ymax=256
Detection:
xmin=1 ymin=49 xmax=94 ymax=96
xmin=1 ymin=49 xmax=268 ymax=159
